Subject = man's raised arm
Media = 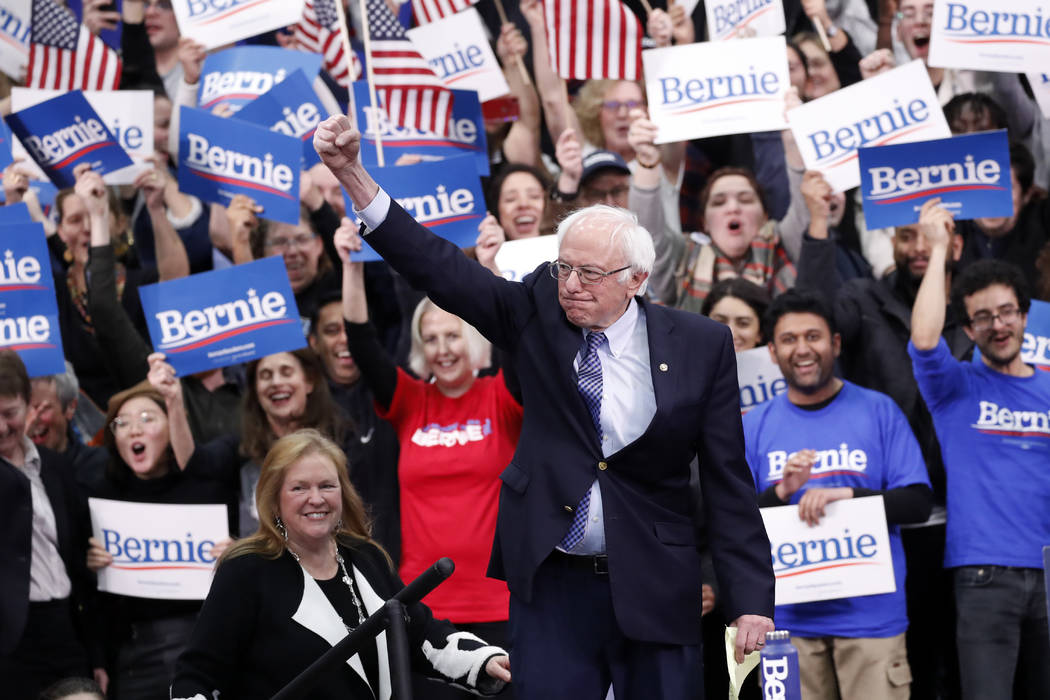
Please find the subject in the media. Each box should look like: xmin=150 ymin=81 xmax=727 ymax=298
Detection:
xmin=910 ymin=199 xmax=956 ymax=351
xmin=314 ymin=116 xmax=381 ymax=215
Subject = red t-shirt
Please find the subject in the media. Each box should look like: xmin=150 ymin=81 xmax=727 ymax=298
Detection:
xmin=378 ymin=368 xmax=523 ymax=622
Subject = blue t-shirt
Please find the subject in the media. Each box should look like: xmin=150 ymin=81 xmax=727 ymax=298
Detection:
xmin=909 ymin=338 xmax=1050 ymax=569
xmin=743 ymin=381 xmax=929 ymax=638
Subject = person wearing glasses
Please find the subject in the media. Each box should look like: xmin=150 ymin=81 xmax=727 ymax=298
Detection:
xmin=336 ymin=221 xmax=523 ymax=700
xmin=83 ymin=383 xmax=237 ymax=699
xmin=910 ymin=200 xmax=1050 ymax=700
xmin=315 ymin=116 xmax=774 ymax=699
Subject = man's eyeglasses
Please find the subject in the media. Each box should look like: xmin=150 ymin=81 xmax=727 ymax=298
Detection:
xmin=601 ymin=100 xmax=643 ymax=113
xmin=266 ymin=233 xmax=317 ymax=251
xmin=968 ymin=305 xmax=1021 ymax=331
xmin=549 ymin=261 xmax=630 ymax=285
xmin=110 ymin=411 xmax=161 ymax=434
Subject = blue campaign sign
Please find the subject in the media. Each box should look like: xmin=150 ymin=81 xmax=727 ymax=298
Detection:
xmin=138 ymin=256 xmax=306 ymax=377
xmin=347 ymin=156 xmax=486 ymax=262
xmin=198 ymin=47 xmax=323 ymax=113
xmin=0 ymin=222 xmax=66 ymax=377
xmin=973 ymin=299 xmax=1050 ymax=372
xmin=353 ymin=82 xmax=489 ymax=177
xmin=234 ymin=69 xmax=323 ymax=170
xmin=4 ymin=92 xmax=134 ymax=189
xmin=0 ymin=117 xmax=11 ymax=170
xmin=859 ymin=129 xmax=1012 ymax=230
xmin=177 ymin=106 xmax=302 ymax=224
xmin=0 ymin=202 xmax=32 ymax=223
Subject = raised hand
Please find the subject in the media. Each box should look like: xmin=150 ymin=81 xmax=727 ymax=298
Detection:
xmin=314 ymin=115 xmax=362 ymax=179
xmin=775 ymin=448 xmax=816 ymax=501
xmin=177 ymin=37 xmax=208 ymax=85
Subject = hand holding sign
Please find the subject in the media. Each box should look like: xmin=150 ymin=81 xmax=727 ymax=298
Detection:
xmin=83 ymin=0 xmax=121 ymax=36
xmin=226 ymin=195 xmax=262 ymax=265
xmin=496 ymin=22 xmax=528 ymax=65
xmin=648 ymin=8 xmax=674 ymax=48
xmin=775 ymin=448 xmax=816 ymax=501
xmin=669 ymin=1 xmax=695 ymax=44
xmin=147 ymin=352 xmax=182 ymax=406
xmin=627 ymin=109 xmax=660 ymax=169
xmin=134 ymin=166 xmax=167 ymax=212
xmin=859 ymin=49 xmax=896 ymax=80
xmin=801 ymin=170 xmax=834 ymax=230
xmin=87 ymin=536 xmax=114 ymax=572
xmin=333 ymin=217 xmax=364 ymax=265
xmin=177 ymin=37 xmax=208 ymax=86
xmin=2 ymin=160 xmax=30 ymax=203
xmin=797 ymin=487 xmax=854 ymax=526
xmin=475 ymin=214 xmax=506 ymax=274
xmin=74 ymin=166 xmax=107 ymax=222
xmin=917 ymin=198 xmax=955 ymax=250
xmin=555 ymin=129 xmax=584 ymax=195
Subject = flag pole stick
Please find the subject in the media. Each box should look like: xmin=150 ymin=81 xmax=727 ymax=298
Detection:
xmin=492 ymin=0 xmax=532 ymax=86
xmin=812 ymin=17 xmax=832 ymax=51
xmin=358 ymin=0 xmax=386 ymax=166
xmin=331 ymin=0 xmax=359 ymax=129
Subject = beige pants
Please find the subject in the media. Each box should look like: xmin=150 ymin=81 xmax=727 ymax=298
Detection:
xmin=792 ymin=632 xmax=911 ymax=700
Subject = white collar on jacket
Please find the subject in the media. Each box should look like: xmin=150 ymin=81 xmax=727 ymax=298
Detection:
xmin=291 ymin=560 xmax=391 ymax=699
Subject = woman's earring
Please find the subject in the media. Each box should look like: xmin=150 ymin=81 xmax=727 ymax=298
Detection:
xmin=275 ymin=515 xmax=288 ymax=541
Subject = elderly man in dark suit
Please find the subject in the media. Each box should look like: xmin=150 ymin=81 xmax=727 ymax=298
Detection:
xmin=315 ymin=116 xmax=774 ymax=699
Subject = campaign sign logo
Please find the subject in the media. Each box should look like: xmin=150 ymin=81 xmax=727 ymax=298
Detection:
xmin=198 ymin=46 xmax=322 ymax=113
xmin=643 ymin=36 xmax=789 ymax=143
xmin=406 ymin=8 xmax=511 ymax=103
xmin=173 ymin=0 xmax=306 ymax=50
xmin=178 ymin=106 xmax=301 ymax=224
xmin=234 ymin=69 xmax=325 ymax=170
xmin=0 ymin=222 xmax=65 ymax=377
xmin=859 ymin=130 xmax=1012 ymax=229
xmin=705 ymin=0 xmax=786 ymax=41
xmin=354 ymin=83 xmax=489 ymax=177
xmin=737 ymin=346 xmax=786 ymax=413
xmin=138 ymin=256 xmax=305 ymax=377
xmin=929 ymin=0 xmax=1050 ymax=74
xmin=349 ymin=156 xmax=485 ymax=262
xmin=788 ymin=60 xmax=951 ymax=192
xmin=0 ymin=1 xmax=30 ymax=82
xmin=89 ymin=498 xmax=229 ymax=600
xmin=761 ymin=496 xmax=896 ymax=605
xmin=4 ymin=91 xmax=133 ymax=188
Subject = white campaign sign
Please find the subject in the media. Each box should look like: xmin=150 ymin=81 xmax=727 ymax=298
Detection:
xmin=705 ymin=0 xmax=786 ymax=41
xmin=89 ymin=498 xmax=229 ymax=600
xmin=736 ymin=346 xmax=786 ymax=413
xmin=643 ymin=36 xmax=789 ymax=143
xmin=787 ymin=60 xmax=950 ymax=192
xmin=762 ymin=495 xmax=896 ymax=606
xmin=928 ymin=0 xmax=1050 ymax=74
xmin=11 ymin=88 xmax=154 ymax=185
xmin=406 ymin=8 xmax=510 ymax=103
xmin=1029 ymin=73 xmax=1050 ymax=119
xmin=0 ymin=0 xmax=30 ymax=81
xmin=494 ymin=235 xmax=558 ymax=282
xmin=172 ymin=0 xmax=306 ymax=50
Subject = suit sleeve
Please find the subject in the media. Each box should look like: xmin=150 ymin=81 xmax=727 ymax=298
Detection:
xmin=696 ymin=330 xmax=775 ymax=621
xmin=365 ymin=203 xmax=534 ymax=351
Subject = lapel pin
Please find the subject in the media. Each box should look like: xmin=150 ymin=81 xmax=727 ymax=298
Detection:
xmin=658 ymin=363 xmax=669 ymax=372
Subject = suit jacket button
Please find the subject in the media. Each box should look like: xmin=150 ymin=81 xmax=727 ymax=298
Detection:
xmin=598 ymin=461 xmax=608 ymax=470
xmin=564 ymin=505 xmax=574 ymax=513
xmin=658 ymin=363 xmax=668 ymax=372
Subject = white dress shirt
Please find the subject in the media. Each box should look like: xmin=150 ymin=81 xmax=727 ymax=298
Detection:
xmin=12 ymin=436 xmax=73 ymax=601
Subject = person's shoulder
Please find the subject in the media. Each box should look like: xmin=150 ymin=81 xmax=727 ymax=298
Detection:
xmin=742 ymin=395 xmax=782 ymax=429
xmin=840 ymin=380 xmax=906 ymax=416
xmin=647 ymin=300 xmax=732 ymax=338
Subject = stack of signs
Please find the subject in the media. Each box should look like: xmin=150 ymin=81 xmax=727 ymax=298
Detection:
xmin=4 ymin=92 xmax=133 ymax=188
xmin=138 ymin=256 xmax=305 ymax=377
xmin=198 ymin=46 xmax=323 ymax=114
xmin=788 ymin=60 xmax=951 ymax=192
xmin=347 ymin=156 xmax=485 ymax=262
xmin=973 ymin=299 xmax=1050 ymax=372
xmin=172 ymin=0 xmax=305 ymax=50
xmin=10 ymin=88 xmax=154 ymax=185
xmin=0 ymin=0 xmax=29 ymax=80
xmin=353 ymin=83 xmax=490 ymax=176
xmin=929 ymin=0 xmax=1050 ymax=74
xmin=235 ymin=69 xmax=329 ymax=170
xmin=177 ymin=106 xmax=302 ymax=224
xmin=406 ymin=8 xmax=511 ymax=103
xmin=858 ymin=130 xmax=1013 ymax=229
xmin=705 ymin=0 xmax=786 ymax=40
xmin=0 ymin=222 xmax=65 ymax=377
xmin=736 ymin=346 xmax=787 ymax=413
xmin=642 ymin=36 xmax=789 ymax=143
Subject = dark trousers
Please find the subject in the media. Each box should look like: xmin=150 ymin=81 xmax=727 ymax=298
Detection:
xmin=0 ymin=599 xmax=89 ymax=700
xmin=113 ymin=614 xmax=197 ymax=700
xmin=411 ymin=620 xmax=515 ymax=700
xmin=508 ymin=552 xmax=703 ymax=700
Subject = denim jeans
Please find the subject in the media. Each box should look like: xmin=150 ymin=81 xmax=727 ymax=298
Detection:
xmin=954 ymin=566 xmax=1050 ymax=700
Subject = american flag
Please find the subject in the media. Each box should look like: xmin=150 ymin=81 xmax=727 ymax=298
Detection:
xmin=545 ymin=0 xmax=642 ymax=80
xmin=410 ymin=0 xmax=478 ymax=26
xmin=294 ymin=0 xmax=362 ymax=87
xmin=365 ymin=0 xmax=452 ymax=137
xmin=26 ymin=0 xmax=121 ymax=90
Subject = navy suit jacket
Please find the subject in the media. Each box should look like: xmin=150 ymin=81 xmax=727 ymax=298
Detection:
xmin=367 ymin=202 xmax=774 ymax=645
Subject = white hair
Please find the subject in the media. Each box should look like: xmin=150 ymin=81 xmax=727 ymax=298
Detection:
xmin=555 ymin=204 xmax=655 ymax=295
xmin=408 ymin=298 xmax=491 ymax=379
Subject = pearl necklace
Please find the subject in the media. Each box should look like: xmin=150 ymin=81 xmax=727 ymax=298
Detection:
xmin=288 ymin=542 xmax=366 ymax=631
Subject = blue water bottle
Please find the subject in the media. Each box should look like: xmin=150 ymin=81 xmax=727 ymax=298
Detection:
xmin=760 ymin=630 xmax=801 ymax=700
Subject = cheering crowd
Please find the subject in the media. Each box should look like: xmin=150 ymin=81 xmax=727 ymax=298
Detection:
xmin=1 ymin=0 xmax=1049 ymax=698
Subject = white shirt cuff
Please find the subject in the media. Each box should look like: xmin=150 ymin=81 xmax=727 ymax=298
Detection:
xmin=355 ymin=189 xmax=391 ymax=233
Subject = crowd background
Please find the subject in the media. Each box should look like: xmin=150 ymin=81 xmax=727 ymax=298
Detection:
xmin=1 ymin=0 xmax=1048 ymax=698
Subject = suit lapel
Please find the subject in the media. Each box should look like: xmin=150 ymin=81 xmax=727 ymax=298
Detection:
xmin=640 ymin=298 xmax=676 ymax=417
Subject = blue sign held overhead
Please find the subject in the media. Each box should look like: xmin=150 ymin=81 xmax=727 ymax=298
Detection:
xmin=346 ymin=156 xmax=486 ymax=262
xmin=138 ymin=256 xmax=306 ymax=377
xmin=0 ymin=222 xmax=66 ymax=377
xmin=0 ymin=202 xmax=32 ymax=224
xmin=353 ymin=82 xmax=489 ymax=177
xmin=198 ymin=46 xmax=323 ymax=113
xmin=235 ymin=69 xmax=324 ymax=170
xmin=0 ymin=117 xmax=12 ymax=170
xmin=4 ymin=92 xmax=133 ymax=188
xmin=859 ymin=129 xmax=1013 ymax=230
xmin=177 ymin=106 xmax=302 ymax=224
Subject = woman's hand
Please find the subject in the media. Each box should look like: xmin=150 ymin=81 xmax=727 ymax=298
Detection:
xmin=226 ymin=195 xmax=262 ymax=253
xmin=147 ymin=352 xmax=183 ymax=406
xmin=2 ymin=160 xmax=30 ymax=203
xmin=485 ymin=654 xmax=512 ymax=683
xmin=475 ymin=214 xmax=506 ymax=274
xmin=177 ymin=37 xmax=208 ymax=85
xmin=87 ymin=537 xmax=114 ymax=572
xmin=333 ymin=216 xmax=364 ymax=265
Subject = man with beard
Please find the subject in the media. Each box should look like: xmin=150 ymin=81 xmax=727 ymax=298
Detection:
xmin=742 ymin=288 xmax=932 ymax=700
xmin=910 ymin=199 xmax=1050 ymax=700
xmin=795 ymin=190 xmax=969 ymax=697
